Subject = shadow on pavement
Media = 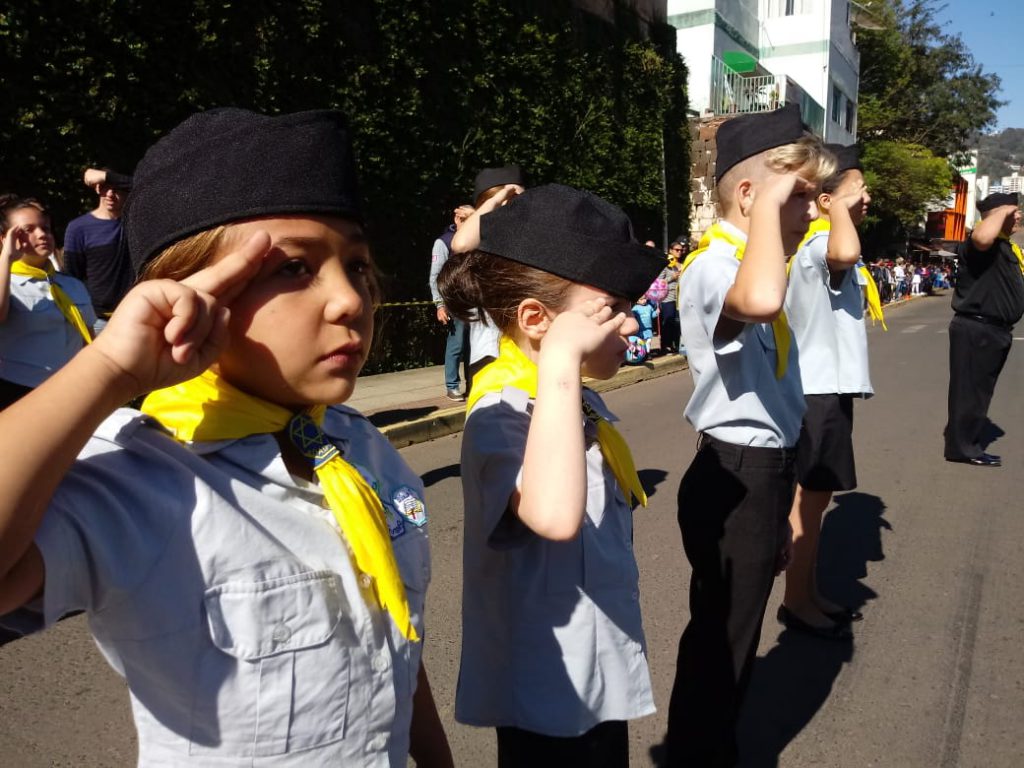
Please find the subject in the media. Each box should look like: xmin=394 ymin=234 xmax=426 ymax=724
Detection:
xmin=735 ymin=491 xmax=890 ymax=768
xmin=368 ymin=405 xmax=437 ymax=428
xmin=638 ymin=468 xmax=669 ymax=500
xmin=420 ymin=463 xmax=461 ymax=488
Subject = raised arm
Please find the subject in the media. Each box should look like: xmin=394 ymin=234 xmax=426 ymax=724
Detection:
xmin=824 ymin=182 xmax=868 ymax=272
xmin=971 ymin=205 xmax=1019 ymax=252
xmin=0 ymin=233 xmax=268 ymax=614
xmin=0 ymin=226 xmax=25 ymax=323
xmin=722 ymin=172 xmax=812 ymax=327
xmin=449 ymin=185 xmax=523 ymax=255
xmin=517 ymin=299 xmax=627 ymax=541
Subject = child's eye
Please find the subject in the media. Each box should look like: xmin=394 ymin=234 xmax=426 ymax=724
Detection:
xmin=276 ymin=259 xmax=312 ymax=278
xmin=348 ymin=258 xmax=372 ymax=276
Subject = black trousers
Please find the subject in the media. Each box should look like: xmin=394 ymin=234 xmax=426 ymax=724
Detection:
xmin=496 ymin=720 xmax=628 ymax=768
xmin=0 ymin=378 xmax=33 ymax=410
xmin=666 ymin=435 xmax=795 ymax=768
xmin=944 ymin=315 xmax=1012 ymax=460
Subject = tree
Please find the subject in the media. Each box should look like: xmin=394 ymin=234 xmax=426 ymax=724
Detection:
xmin=854 ymin=0 xmax=1002 ymax=246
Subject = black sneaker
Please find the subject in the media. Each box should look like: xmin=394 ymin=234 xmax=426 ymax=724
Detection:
xmin=445 ymin=389 xmax=466 ymax=402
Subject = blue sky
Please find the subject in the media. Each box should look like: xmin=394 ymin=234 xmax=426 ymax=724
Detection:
xmin=934 ymin=0 xmax=1022 ymax=131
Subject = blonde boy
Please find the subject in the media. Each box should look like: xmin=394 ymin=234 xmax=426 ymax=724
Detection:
xmin=666 ymin=104 xmax=835 ymax=768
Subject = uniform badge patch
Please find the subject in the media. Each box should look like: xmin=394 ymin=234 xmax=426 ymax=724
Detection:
xmin=392 ymin=486 xmax=427 ymax=527
xmin=385 ymin=504 xmax=407 ymax=539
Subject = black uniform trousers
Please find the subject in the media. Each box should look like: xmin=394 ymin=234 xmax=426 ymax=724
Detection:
xmin=666 ymin=435 xmax=795 ymax=768
xmin=944 ymin=314 xmax=1012 ymax=460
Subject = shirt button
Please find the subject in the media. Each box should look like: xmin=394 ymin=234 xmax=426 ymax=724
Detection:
xmin=631 ymin=591 xmax=639 ymax=601
xmin=366 ymin=733 xmax=387 ymax=751
xmin=271 ymin=622 xmax=292 ymax=644
xmin=372 ymin=652 xmax=390 ymax=673
xmin=359 ymin=572 xmax=373 ymax=589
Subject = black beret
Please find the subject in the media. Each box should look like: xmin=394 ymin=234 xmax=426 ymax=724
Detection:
xmin=126 ymin=108 xmax=361 ymax=275
xmin=473 ymin=165 xmax=526 ymax=206
xmin=478 ymin=183 xmax=666 ymax=301
xmin=825 ymin=143 xmax=861 ymax=174
xmin=714 ymin=103 xmax=807 ymax=183
xmin=977 ymin=191 xmax=1020 ymax=213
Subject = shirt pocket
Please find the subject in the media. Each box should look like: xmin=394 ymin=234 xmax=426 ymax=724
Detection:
xmin=188 ymin=569 xmax=351 ymax=758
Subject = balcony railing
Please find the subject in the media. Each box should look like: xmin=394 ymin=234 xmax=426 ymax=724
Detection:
xmin=708 ymin=55 xmax=825 ymax=136
xmin=709 ymin=55 xmax=781 ymax=116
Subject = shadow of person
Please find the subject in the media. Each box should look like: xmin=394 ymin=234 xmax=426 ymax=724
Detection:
xmin=638 ymin=468 xmax=669 ymax=500
xmin=735 ymin=492 xmax=890 ymax=768
xmin=420 ymin=462 xmax=460 ymax=488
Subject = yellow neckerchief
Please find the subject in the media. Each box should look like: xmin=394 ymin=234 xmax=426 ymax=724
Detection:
xmin=142 ymin=370 xmax=418 ymax=642
xmin=678 ymin=221 xmax=791 ymax=379
xmin=9 ymin=260 xmax=93 ymax=344
xmin=794 ymin=219 xmax=887 ymax=330
xmin=997 ymin=235 xmax=1024 ymax=276
xmin=467 ymin=335 xmax=647 ymax=508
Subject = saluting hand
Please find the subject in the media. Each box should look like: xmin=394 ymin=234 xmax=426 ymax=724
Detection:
xmin=543 ymin=297 xmax=631 ymax=370
xmin=85 ymin=231 xmax=270 ymax=398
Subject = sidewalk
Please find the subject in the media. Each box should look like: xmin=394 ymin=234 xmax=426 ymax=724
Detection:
xmin=355 ymin=292 xmax=930 ymax=449
xmin=352 ymin=354 xmax=690 ymax=448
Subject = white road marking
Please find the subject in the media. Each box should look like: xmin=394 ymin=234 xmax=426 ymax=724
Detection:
xmin=902 ymin=324 xmax=927 ymax=333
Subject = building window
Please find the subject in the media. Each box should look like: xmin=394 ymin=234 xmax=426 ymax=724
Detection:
xmin=831 ymin=84 xmax=843 ymax=124
xmin=845 ymin=99 xmax=856 ymax=132
xmin=767 ymin=0 xmax=809 ymax=16
xmin=785 ymin=0 xmax=795 ymax=14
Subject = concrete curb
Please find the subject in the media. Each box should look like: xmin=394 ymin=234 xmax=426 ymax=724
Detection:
xmin=382 ymin=354 xmax=690 ymax=449
xmin=382 ymin=295 xmax=930 ymax=448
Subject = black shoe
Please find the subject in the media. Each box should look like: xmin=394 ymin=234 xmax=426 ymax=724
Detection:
xmin=445 ymin=389 xmax=466 ymax=402
xmin=777 ymin=605 xmax=853 ymax=641
xmin=946 ymin=452 xmax=1001 ymax=466
xmin=823 ymin=606 xmax=863 ymax=624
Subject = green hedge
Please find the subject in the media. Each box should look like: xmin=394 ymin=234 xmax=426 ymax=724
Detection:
xmin=1 ymin=0 xmax=689 ymax=372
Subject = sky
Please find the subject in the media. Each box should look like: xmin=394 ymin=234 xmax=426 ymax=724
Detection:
xmin=933 ymin=0 xmax=1023 ymax=131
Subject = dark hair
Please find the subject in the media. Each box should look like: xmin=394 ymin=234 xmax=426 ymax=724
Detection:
xmin=1 ymin=196 xmax=49 ymax=234
xmin=438 ymin=250 xmax=574 ymax=333
xmin=820 ymin=167 xmax=857 ymax=195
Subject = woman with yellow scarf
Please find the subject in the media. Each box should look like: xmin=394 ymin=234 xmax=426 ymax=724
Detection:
xmin=0 ymin=198 xmax=95 ymax=408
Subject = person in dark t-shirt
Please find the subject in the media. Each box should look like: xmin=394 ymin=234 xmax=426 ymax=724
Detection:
xmin=944 ymin=192 xmax=1024 ymax=466
xmin=62 ymin=168 xmax=134 ymax=328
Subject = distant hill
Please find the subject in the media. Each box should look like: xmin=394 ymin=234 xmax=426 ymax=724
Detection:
xmin=978 ymin=128 xmax=1024 ymax=180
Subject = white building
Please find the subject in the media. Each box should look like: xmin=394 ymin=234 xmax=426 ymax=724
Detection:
xmin=668 ymin=0 xmax=870 ymax=141
xmin=1002 ymin=172 xmax=1024 ymax=194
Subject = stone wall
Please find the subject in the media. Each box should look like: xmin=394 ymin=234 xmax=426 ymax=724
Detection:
xmin=688 ymin=114 xmax=732 ymax=245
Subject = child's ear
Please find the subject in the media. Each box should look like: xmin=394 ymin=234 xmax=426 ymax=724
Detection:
xmin=736 ymin=178 xmax=755 ymax=218
xmin=817 ymin=191 xmax=832 ymax=214
xmin=517 ymin=297 xmax=554 ymax=341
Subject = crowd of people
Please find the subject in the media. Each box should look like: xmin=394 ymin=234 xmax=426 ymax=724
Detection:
xmin=0 ymin=101 xmax=1019 ymax=768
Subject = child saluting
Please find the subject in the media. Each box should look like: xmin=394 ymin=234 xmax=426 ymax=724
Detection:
xmin=439 ymin=184 xmax=664 ymax=767
xmin=0 ymin=109 xmax=451 ymax=766
xmin=666 ymin=104 xmax=835 ymax=766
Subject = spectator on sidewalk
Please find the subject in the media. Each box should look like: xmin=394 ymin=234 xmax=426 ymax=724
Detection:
xmin=659 ymin=241 xmax=684 ymax=354
xmin=1 ymin=197 xmax=95 ymax=408
xmin=450 ymin=165 xmax=527 ymax=377
xmin=429 ymin=204 xmax=474 ymax=401
xmin=63 ymin=167 xmax=133 ymax=333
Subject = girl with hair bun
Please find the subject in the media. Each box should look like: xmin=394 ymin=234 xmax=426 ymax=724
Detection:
xmin=439 ymin=183 xmax=664 ymax=767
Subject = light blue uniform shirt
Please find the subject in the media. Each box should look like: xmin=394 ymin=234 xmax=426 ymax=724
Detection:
xmin=785 ymin=230 xmax=873 ymax=396
xmin=678 ymin=222 xmax=805 ymax=447
xmin=0 ymin=272 xmax=96 ymax=387
xmin=456 ymin=387 xmax=655 ymax=737
xmin=11 ymin=406 xmax=429 ymax=767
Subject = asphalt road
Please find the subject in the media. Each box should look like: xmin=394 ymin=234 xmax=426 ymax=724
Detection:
xmin=2 ymin=294 xmax=1022 ymax=767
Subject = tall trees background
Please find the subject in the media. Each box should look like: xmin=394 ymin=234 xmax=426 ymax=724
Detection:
xmin=0 ymin=0 xmax=689 ymax=371
xmin=855 ymin=0 xmax=1003 ymax=251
